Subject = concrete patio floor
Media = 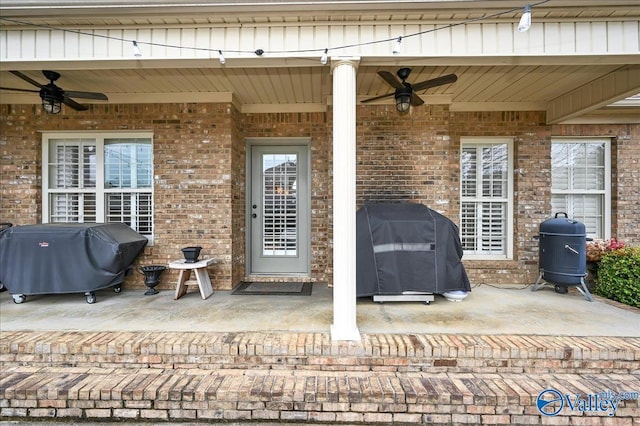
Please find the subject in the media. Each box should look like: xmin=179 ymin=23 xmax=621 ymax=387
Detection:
xmin=1 ymin=282 xmax=638 ymax=337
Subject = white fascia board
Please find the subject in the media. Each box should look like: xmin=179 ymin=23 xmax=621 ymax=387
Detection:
xmin=546 ymin=64 xmax=640 ymax=124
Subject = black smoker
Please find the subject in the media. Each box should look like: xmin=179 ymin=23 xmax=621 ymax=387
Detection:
xmin=531 ymin=213 xmax=593 ymax=301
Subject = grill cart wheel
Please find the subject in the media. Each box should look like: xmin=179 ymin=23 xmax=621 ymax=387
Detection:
xmin=12 ymin=294 xmax=26 ymax=304
xmin=85 ymin=292 xmax=96 ymax=304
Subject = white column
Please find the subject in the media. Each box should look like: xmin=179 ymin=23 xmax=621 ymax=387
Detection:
xmin=330 ymin=58 xmax=361 ymax=341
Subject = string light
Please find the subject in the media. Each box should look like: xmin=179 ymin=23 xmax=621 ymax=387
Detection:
xmin=0 ymin=1 xmax=551 ymax=60
xmin=392 ymin=37 xmax=402 ymax=55
xmin=518 ymin=4 xmax=532 ymax=32
xmin=320 ymin=48 xmax=328 ymax=65
xmin=218 ymin=50 xmax=226 ymax=65
xmin=132 ymin=41 xmax=142 ymax=57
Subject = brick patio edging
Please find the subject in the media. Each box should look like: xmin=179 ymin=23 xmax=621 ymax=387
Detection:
xmin=1 ymin=331 xmax=639 ymax=424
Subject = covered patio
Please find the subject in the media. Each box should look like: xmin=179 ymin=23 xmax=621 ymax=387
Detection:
xmin=0 ymin=282 xmax=638 ymax=336
xmin=2 ymin=0 xmax=639 ymax=342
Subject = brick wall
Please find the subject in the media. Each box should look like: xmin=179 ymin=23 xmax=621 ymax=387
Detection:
xmin=1 ymin=103 xmax=639 ymax=290
xmin=356 ymin=104 xmax=456 ymax=218
xmin=0 ymin=103 xmax=236 ymax=290
xmin=0 ymin=105 xmax=43 ymax=224
xmin=230 ymin=105 xmax=246 ymax=287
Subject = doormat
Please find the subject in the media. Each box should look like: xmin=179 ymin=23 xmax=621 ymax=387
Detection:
xmin=232 ymin=282 xmax=313 ymax=296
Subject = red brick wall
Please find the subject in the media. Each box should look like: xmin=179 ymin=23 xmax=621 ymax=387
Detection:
xmin=230 ymin=105 xmax=246 ymax=287
xmin=356 ymin=108 xmax=552 ymax=284
xmin=356 ymin=104 xmax=456 ymax=218
xmin=0 ymin=105 xmax=43 ymax=224
xmin=0 ymin=103 xmax=236 ymax=290
xmin=1 ymin=103 xmax=638 ymax=290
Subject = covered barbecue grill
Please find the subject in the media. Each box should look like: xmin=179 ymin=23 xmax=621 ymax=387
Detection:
xmin=0 ymin=223 xmax=147 ymax=304
xmin=356 ymin=203 xmax=471 ymax=302
xmin=531 ymin=212 xmax=593 ymax=301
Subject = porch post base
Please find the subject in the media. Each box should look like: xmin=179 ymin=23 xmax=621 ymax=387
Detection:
xmin=330 ymin=324 xmax=361 ymax=341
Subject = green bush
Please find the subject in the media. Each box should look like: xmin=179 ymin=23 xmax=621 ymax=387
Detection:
xmin=594 ymin=246 xmax=640 ymax=308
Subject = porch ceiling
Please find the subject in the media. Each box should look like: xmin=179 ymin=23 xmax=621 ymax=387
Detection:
xmin=2 ymin=63 xmax=638 ymax=122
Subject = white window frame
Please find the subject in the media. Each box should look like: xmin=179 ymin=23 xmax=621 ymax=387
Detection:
xmin=550 ymin=137 xmax=611 ymax=239
xmin=460 ymin=137 xmax=514 ymax=260
xmin=42 ymin=131 xmax=154 ymax=244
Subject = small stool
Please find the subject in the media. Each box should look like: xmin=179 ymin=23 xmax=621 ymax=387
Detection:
xmin=168 ymin=258 xmax=215 ymax=300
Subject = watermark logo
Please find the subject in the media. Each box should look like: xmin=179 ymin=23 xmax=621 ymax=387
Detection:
xmin=536 ymin=388 xmax=639 ymax=417
xmin=537 ymin=388 xmax=564 ymax=416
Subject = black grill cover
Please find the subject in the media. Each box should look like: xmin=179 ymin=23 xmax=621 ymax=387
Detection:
xmin=356 ymin=203 xmax=471 ymax=297
xmin=0 ymin=223 xmax=147 ymax=294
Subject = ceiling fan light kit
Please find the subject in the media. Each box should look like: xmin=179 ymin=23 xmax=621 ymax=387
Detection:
xmin=41 ymin=93 xmax=62 ymax=114
xmin=395 ymin=86 xmax=412 ymax=112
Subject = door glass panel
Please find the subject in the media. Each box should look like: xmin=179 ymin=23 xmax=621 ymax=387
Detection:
xmin=262 ymin=154 xmax=298 ymax=256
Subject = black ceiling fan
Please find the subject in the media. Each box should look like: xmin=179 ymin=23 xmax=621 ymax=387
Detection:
xmin=0 ymin=70 xmax=108 ymax=114
xmin=361 ymin=68 xmax=457 ymax=112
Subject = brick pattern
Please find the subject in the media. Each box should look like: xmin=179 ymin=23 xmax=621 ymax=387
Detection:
xmin=1 ymin=104 xmax=639 ymax=290
xmin=230 ymin=105 xmax=246 ymax=286
xmin=2 ymin=331 xmax=639 ymax=374
xmin=1 ymin=330 xmax=639 ymax=424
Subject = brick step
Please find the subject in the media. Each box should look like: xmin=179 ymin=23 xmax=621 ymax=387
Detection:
xmin=1 ymin=331 xmax=639 ymax=375
xmin=1 ymin=366 xmax=639 ymax=424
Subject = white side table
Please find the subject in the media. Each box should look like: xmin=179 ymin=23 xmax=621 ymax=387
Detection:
xmin=168 ymin=258 xmax=215 ymax=300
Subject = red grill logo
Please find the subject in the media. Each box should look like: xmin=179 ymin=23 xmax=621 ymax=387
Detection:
xmin=39 ymin=241 xmax=49 ymax=248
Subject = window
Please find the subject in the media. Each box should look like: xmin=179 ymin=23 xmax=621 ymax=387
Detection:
xmin=551 ymin=138 xmax=610 ymax=239
xmin=43 ymin=133 xmax=154 ymax=243
xmin=460 ymin=138 xmax=513 ymax=259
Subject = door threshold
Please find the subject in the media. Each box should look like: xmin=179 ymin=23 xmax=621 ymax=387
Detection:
xmin=243 ymin=275 xmax=313 ymax=283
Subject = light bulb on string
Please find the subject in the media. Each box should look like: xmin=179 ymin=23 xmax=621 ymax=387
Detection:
xmin=320 ymin=48 xmax=328 ymax=65
xmin=132 ymin=41 xmax=142 ymax=57
xmin=392 ymin=37 xmax=402 ymax=55
xmin=517 ymin=5 xmax=532 ymax=32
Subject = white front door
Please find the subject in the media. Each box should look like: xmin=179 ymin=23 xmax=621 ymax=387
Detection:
xmin=249 ymin=143 xmax=310 ymax=275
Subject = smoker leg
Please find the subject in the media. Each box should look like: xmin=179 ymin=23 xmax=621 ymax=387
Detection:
xmin=575 ymin=277 xmax=594 ymax=302
xmin=531 ymin=272 xmax=545 ymax=292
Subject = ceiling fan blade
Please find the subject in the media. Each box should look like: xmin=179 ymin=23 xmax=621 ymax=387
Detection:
xmin=9 ymin=71 xmax=44 ymax=89
xmin=0 ymin=86 xmax=40 ymax=93
xmin=62 ymin=96 xmax=89 ymax=111
xmin=411 ymin=94 xmax=425 ymax=106
xmin=361 ymin=92 xmax=395 ymax=103
xmin=411 ymin=74 xmax=458 ymax=92
xmin=65 ymin=90 xmax=108 ymax=101
xmin=377 ymin=71 xmax=404 ymax=89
